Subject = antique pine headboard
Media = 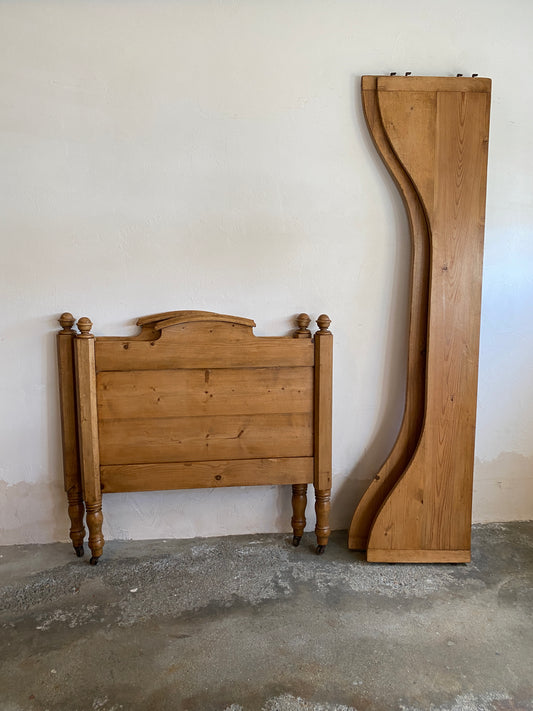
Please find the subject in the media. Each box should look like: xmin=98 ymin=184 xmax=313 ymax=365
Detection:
xmin=57 ymin=310 xmax=333 ymax=564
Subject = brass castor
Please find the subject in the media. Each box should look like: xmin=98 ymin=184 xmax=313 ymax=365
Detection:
xmin=89 ymin=556 xmax=99 ymax=566
xmin=74 ymin=545 xmax=84 ymax=558
xmin=316 ymin=545 xmax=326 ymax=555
xmin=292 ymin=535 xmax=301 ymax=547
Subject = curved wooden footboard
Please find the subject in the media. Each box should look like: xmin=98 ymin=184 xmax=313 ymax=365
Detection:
xmin=350 ymin=76 xmax=491 ymax=562
xmin=348 ymin=77 xmax=430 ymax=551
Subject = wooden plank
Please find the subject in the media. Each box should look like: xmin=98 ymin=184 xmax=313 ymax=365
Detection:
xmin=367 ymin=549 xmax=471 ymax=564
xmin=348 ymin=77 xmax=429 ymax=551
xmin=378 ymin=76 xmax=491 ymax=93
xmin=136 ymin=310 xmax=256 ymax=329
xmin=152 ymin=320 xmax=256 ymax=343
xmin=97 ymin=318 xmax=256 ymax=344
xmin=365 ymin=77 xmax=490 ymax=560
xmin=154 ymin=315 xmax=255 ymax=332
xmin=424 ymin=89 xmax=487 ymax=549
xmin=96 ymin=367 xmax=314 ymax=419
xmin=95 ymin=338 xmax=314 ymax=371
xmin=98 ymin=412 xmax=313 ymax=465
xmin=101 ymin=457 xmax=314 ymax=493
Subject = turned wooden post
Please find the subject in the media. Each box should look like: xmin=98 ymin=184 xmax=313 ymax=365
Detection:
xmin=57 ymin=313 xmax=85 ymax=556
xmin=315 ymin=490 xmax=331 ymax=552
xmin=314 ymin=314 xmax=333 ymax=554
xmin=75 ymin=317 xmax=104 ymax=565
xmin=291 ymin=314 xmax=312 ymax=546
xmin=291 ymin=483 xmax=308 ymax=546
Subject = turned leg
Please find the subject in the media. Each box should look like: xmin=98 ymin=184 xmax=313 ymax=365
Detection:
xmin=313 ymin=315 xmax=332 ymax=555
xmin=291 ymin=484 xmax=308 ymax=546
xmin=67 ymin=488 xmax=86 ymax=557
xmin=315 ymin=489 xmax=331 ymax=554
xmin=86 ymin=501 xmax=104 ymax=565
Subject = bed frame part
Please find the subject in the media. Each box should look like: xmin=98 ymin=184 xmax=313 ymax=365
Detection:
xmin=57 ymin=310 xmax=333 ymax=564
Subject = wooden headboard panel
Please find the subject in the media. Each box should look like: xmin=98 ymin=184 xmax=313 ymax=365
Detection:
xmin=58 ymin=311 xmax=332 ymax=564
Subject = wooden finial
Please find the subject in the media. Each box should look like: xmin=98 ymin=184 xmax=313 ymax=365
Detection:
xmin=77 ymin=317 xmax=93 ymax=338
xmin=294 ymin=313 xmax=312 ymax=339
xmin=317 ymin=314 xmax=331 ymax=334
xmin=59 ymin=312 xmax=76 ymax=333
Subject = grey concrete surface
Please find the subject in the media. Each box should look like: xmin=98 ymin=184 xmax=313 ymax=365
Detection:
xmin=1 ymin=522 xmax=532 ymax=711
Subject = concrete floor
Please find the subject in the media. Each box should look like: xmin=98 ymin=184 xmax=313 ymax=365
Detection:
xmin=1 ymin=522 xmax=532 ymax=711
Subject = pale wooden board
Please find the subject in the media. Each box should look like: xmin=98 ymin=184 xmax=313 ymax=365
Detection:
xmin=96 ymin=367 xmax=314 ymax=419
xmin=101 ymin=457 xmax=314 ymax=493
xmin=95 ymin=339 xmax=314 ymax=371
xmin=367 ymin=549 xmax=471 ymax=563
xmin=98 ymin=412 xmax=314 ymax=465
xmin=364 ymin=77 xmax=490 ymax=558
xmin=377 ymin=89 xmax=437 ymax=215
xmin=378 ymin=76 xmax=491 ymax=93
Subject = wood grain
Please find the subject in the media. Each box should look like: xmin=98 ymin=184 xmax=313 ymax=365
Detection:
xmin=291 ymin=483 xmax=308 ymax=543
xmin=95 ymin=339 xmax=314 ymax=371
xmin=361 ymin=76 xmax=490 ymax=562
xmin=348 ymin=77 xmax=429 ymax=550
xmin=98 ymin=412 xmax=313 ymax=465
xmin=96 ymin=367 xmax=313 ymax=419
xmin=367 ymin=549 xmax=470 ymax=563
xmin=63 ymin=310 xmax=333 ymax=560
xmin=101 ymin=457 xmax=314 ymax=493
xmin=57 ymin=313 xmax=85 ymax=552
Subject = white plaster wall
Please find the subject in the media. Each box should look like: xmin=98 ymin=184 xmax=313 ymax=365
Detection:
xmin=1 ymin=0 xmax=532 ymax=545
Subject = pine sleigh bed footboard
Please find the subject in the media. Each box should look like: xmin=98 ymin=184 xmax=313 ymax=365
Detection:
xmin=57 ymin=310 xmax=333 ymax=564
